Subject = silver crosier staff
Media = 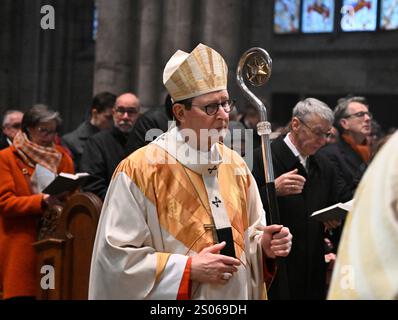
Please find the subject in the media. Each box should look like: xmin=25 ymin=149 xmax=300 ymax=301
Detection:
xmin=236 ymin=47 xmax=290 ymax=299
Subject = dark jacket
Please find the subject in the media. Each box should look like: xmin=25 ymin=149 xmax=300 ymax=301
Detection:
xmin=79 ymin=126 xmax=129 ymax=200
xmin=62 ymin=120 xmax=100 ymax=170
xmin=318 ymin=139 xmax=368 ymax=198
xmin=252 ymin=136 xmax=346 ymax=300
xmin=0 ymin=133 xmax=10 ymax=150
xmin=125 ymin=106 xmax=171 ymax=157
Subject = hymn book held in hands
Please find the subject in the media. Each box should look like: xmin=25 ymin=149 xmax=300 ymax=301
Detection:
xmin=41 ymin=172 xmax=90 ymax=195
xmin=310 ymin=199 xmax=354 ymax=222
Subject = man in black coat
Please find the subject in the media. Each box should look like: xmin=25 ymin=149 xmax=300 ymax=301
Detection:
xmin=80 ymin=93 xmax=140 ymax=200
xmin=0 ymin=132 xmax=7 ymax=150
xmin=62 ymin=92 xmax=116 ymax=170
xmin=252 ymin=98 xmax=348 ymax=300
xmin=124 ymin=106 xmax=171 ymax=156
xmin=319 ymin=96 xmax=372 ymax=198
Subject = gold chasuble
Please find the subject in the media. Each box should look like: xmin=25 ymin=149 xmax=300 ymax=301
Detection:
xmin=89 ymin=127 xmax=271 ymax=299
xmin=328 ymin=131 xmax=398 ymax=299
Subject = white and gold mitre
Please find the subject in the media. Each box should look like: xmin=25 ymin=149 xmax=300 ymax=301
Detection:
xmin=163 ymin=43 xmax=228 ymax=102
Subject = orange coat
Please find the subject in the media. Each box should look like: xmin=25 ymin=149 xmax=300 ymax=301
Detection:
xmin=0 ymin=145 xmax=74 ymax=299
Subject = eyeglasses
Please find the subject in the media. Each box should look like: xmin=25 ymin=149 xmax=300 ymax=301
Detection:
xmin=192 ymin=99 xmax=236 ymax=116
xmin=37 ymin=126 xmax=57 ymax=135
xmin=299 ymin=118 xmax=331 ymax=139
xmin=115 ymin=106 xmax=139 ymax=116
xmin=4 ymin=123 xmax=21 ymax=130
xmin=344 ymin=111 xmax=373 ymax=119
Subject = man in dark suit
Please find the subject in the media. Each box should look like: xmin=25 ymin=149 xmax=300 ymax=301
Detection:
xmin=252 ymin=98 xmax=348 ymax=300
xmin=319 ymin=96 xmax=372 ymax=198
xmin=0 ymin=132 xmax=7 ymax=150
xmin=124 ymin=95 xmax=172 ymax=156
xmin=80 ymin=93 xmax=140 ymax=200
xmin=62 ymin=92 xmax=116 ymax=170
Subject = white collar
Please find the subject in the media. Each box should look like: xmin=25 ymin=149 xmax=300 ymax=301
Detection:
xmin=152 ymin=126 xmax=223 ymax=176
xmin=284 ymin=133 xmax=308 ymax=167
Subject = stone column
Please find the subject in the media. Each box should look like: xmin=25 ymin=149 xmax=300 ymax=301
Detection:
xmin=135 ymin=0 xmax=163 ymax=108
xmin=248 ymin=0 xmax=272 ymax=49
xmin=17 ymin=0 xmax=42 ymax=107
xmin=161 ymin=0 xmax=194 ymax=54
xmin=201 ymin=0 xmax=242 ymax=66
xmin=159 ymin=0 xmax=194 ymax=102
xmin=201 ymin=0 xmax=243 ymax=100
xmin=94 ymin=0 xmax=133 ymax=95
xmin=248 ymin=1 xmax=279 ymax=114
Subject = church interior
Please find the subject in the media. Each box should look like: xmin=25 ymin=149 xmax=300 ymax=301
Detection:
xmin=1 ymin=0 xmax=398 ymax=302
xmin=1 ymin=0 xmax=397 ymax=134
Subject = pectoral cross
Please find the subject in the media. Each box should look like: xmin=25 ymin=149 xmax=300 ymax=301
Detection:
xmin=212 ymin=196 xmax=222 ymax=208
xmin=208 ymin=166 xmax=217 ymax=174
xmin=204 ymin=223 xmax=219 ymax=243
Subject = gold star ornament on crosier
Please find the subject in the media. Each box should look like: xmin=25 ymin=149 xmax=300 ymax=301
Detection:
xmin=246 ymin=55 xmax=271 ymax=87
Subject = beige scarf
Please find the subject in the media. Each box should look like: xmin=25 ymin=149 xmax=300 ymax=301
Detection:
xmin=13 ymin=131 xmax=62 ymax=173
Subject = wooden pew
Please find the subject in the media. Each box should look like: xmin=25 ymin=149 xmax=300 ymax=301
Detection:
xmin=33 ymin=192 xmax=102 ymax=300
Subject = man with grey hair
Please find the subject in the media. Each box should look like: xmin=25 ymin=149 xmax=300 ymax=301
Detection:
xmin=253 ymin=97 xmax=348 ymax=300
xmin=1 ymin=110 xmax=24 ymax=150
xmin=319 ymin=96 xmax=372 ymax=197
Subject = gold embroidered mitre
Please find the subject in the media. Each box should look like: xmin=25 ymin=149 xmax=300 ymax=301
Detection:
xmin=163 ymin=43 xmax=228 ymax=102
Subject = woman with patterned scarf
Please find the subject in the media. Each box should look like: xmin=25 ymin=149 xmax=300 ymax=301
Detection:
xmin=0 ymin=105 xmax=74 ymax=299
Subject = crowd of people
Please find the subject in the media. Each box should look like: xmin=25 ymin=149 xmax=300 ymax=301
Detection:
xmin=0 ymin=43 xmax=396 ymax=300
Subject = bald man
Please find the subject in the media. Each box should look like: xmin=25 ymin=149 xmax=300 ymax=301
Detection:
xmin=80 ymin=93 xmax=141 ymax=199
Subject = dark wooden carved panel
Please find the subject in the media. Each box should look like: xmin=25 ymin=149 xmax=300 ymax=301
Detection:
xmin=34 ymin=192 xmax=102 ymax=300
xmin=37 ymin=205 xmax=63 ymax=241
